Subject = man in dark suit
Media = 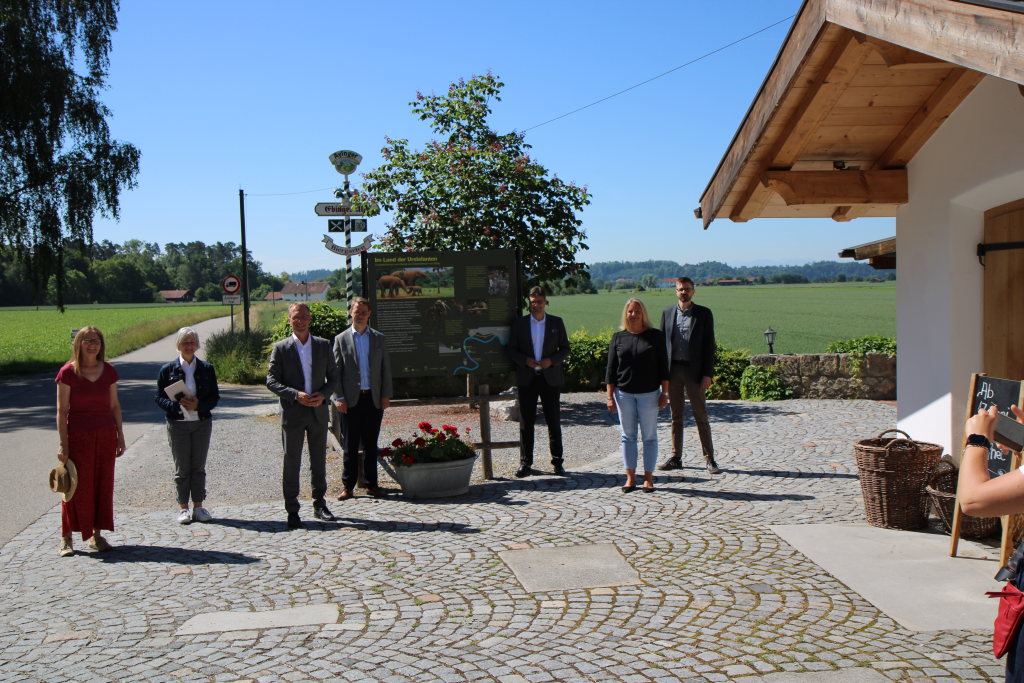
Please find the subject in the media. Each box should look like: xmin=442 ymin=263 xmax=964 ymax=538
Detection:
xmin=657 ymin=277 xmax=721 ymax=474
xmin=267 ymin=303 xmax=340 ymax=528
xmin=506 ymin=286 xmax=571 ymax=477
xmin=332 ymin=297 xmax=392 ymax=500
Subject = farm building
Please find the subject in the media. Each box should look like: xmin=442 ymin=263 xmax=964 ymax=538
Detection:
xmin=698 ymin=0 xmax=1024 ymax=455
xmin=157 ymin=289 xmax=193 ymax=303
xmin=280 ymin=281 xmax=329 ymax=302
xmin=264 ymin=291 xmax=283 ymax=302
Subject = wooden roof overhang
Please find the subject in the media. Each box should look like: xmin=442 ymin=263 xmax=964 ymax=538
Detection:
xmin=698 ymin=0 xmax=1024 ymax=229
xmin=839 ymin=235 xmax=896 ymax=269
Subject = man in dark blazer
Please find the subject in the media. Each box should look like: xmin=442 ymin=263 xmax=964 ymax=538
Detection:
xmin=506 ymin=286 xmax=571 ymax=477
xmin=267 ymin=303 xmax=340 ymax=528
xmin=657 ymin=277 xmax=721 ymax=474
xmin=332 ymin=297 xmax=392 ymax=500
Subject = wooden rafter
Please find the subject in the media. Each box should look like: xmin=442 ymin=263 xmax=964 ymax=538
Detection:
xmin=760 ymin=170 xmax=908 ymax=206
xmin=730 ymin=29 xmax=872 ymax=223
xmin=854 ymin=33 xmax=949 ymax=69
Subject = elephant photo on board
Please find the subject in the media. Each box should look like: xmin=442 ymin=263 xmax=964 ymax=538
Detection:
xmin=377 ymin=275 xmax=408 ymax=298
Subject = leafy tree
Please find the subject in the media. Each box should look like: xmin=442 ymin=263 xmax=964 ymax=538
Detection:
xmin=640 ymin=274 xmax=659 ymax=289
xmin=852 ymin=275 xmax=864 ymax=282
xmin=46 ymin=269 xmax=90 ymax=305
xmin=355 ymin=73 xmax=591 ymax=290
xmin=603 ymin=282 xmax=612 ymax=292
xmin=251 ymin=283 xmax=272 ymax=301
xmin=91 ymin=258 xmax=152 ymax=303
xmin=836 ymin=273 xmax=847 ymax=283
xmin=1 ymin=0 xmax=141 ymax=309
xmin=886 ymin=272 xmax=896 ymax=281
xmin=195 ymin=283 xmax=221 ymax=302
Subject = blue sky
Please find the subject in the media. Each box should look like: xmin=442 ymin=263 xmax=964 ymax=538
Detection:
xmin=91 ymin=0 xmax=896 ymax=276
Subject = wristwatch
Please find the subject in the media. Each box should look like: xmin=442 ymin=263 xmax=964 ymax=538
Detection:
xmin=965 ymin=433 xmax=991 ymax=449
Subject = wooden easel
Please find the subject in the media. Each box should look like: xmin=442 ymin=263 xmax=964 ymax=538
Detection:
xmin=950 ymin=373 xmax=1024 ymax=565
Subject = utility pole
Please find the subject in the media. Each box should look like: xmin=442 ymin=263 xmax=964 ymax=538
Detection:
xmin=238 ymin=189 xmax=250 ymax=333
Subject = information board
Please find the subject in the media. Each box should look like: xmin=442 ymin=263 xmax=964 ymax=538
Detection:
xmin=365 ymin=250 xmax=519 ymax=378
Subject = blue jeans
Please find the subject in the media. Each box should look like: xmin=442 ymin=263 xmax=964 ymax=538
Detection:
xmin=615 ymin=388 xmax=660 ymax=472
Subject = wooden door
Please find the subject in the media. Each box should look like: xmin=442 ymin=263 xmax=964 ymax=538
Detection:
xmin=984 ymin=199 xmax=1024 ymax=380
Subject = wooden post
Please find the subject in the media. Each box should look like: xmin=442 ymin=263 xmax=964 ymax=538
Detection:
xmin=950 ymin=373 xmax=982 ymax=557
xmin=467 ymin=374 xmax=476 ymax=398
xmin=479 ymin=384 xmax=493 ymax=480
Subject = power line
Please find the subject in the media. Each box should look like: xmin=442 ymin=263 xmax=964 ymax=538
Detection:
xmin=243 ymin=14 xmax=796 ymax=196
xmin=521 ymin=14 xmax=796 ymax=132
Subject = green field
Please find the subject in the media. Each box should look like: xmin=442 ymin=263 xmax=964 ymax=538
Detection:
xmin=0 ymin=303 xmax=231 ymax=376
xmin=544 ymin=283 xmax=895 ymax=354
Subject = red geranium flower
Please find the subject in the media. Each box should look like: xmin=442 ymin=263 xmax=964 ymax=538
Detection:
xmin=403 ymin=454 xmax=415 ymax=464
xmin=437 ymin=433 xmax=446 ymax=442
xmin=443 ymin=425 xmax=458 ymax=434
xmin=392 ymin=438 xmax=404 ymax=447
xmin=418 ymin=421 xmax=433 ymax=431
xmin=379 ymin=447 xmax=391 ymax=458
xmin=430 ymin=428 xmax=439 ymax=434
xmin=414 ymin=437 xmax=426 ymax=447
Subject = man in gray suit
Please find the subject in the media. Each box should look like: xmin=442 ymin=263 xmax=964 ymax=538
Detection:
xmin=266 ymin=303 xmax=340 ymax=528
xmin=506 ymin=286 xmax=571 ymax=477
xmin=657 ymin=277 xmax=720 ymax=475
xmin=333 ymin=297 xmax=392 ymax=500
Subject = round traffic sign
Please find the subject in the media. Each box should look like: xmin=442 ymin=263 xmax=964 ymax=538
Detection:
xmin=222 ymin=275 xmax=241 ymax=294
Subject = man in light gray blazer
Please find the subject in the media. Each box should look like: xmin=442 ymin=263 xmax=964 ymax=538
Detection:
xmin=267 ymin=303 xmax=340 ymax=528
xmin=333 ymin=297 xmax=392 ymax=500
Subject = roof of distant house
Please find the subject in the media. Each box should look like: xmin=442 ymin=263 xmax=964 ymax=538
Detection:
xmin=158 ymin=290 xmax=191 ymax=299
xmin=718 ymin=278 xmax=743 ymax=284
xmin=264 ymin=291 xmax=283 ymax=301
xmin=281 ymin=281 xmax=330 ymax=295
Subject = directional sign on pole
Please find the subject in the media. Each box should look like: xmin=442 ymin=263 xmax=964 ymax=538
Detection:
xmin=222 ymin=275 xmax=241 ymax=294
xmin=327 ymin=218 xmax=367 ymax=233
xmin=315 ymin=203 xmax=365 ymax=217
xmin=327 ymin=219 xmax=345 ymax=233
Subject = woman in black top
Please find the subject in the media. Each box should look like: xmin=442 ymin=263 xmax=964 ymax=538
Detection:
xmin=606 ymin=298 xmax=669 ymax=492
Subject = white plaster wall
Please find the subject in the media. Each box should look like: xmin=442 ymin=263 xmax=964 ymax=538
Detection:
xmin=897 ymin=76 xmax=1024 ymax=454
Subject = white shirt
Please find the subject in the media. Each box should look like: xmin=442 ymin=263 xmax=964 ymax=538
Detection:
xmin=530 ymin=314 xmax=546 ymax=370
xmin=293 ymin=334 xmax=313 ymax=395
xmin=178 ymin=355 xmax=198 ymax=422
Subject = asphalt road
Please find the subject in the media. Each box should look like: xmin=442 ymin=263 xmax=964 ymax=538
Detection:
xmin=0 ymin=316 xmax=233 ymax=547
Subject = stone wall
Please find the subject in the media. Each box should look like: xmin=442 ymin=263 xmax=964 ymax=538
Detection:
xmin=749 ymin=353 xmax=896 ymax=400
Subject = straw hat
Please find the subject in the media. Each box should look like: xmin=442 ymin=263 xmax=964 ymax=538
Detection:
xmin=49 ymin=459 xmax=78 ymax=503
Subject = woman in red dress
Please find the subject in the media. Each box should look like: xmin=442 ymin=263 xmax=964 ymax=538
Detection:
xmin=55 ymin=326 xmax=126 ymax=556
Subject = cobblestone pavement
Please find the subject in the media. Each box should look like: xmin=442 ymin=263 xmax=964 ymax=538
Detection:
xmin=0 ymin=399 xmax=1005 ymax=682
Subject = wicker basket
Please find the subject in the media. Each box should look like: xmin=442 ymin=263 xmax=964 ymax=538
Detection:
xmin=926 ymin=458 xmax=1000 ymax=538
xmin=854 ymin=429 xmax=944 ymax=530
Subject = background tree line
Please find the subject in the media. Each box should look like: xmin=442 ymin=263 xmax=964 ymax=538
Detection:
xmin=587 ymin=259 xmax=893 ymax=283
xmin=0 ymin=239 xmax=283 ymax=306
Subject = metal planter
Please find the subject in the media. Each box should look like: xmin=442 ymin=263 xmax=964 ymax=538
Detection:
xmin=381 ymin=455 xmax=478 ymax=499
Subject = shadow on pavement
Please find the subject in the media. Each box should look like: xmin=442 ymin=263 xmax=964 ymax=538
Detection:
xmin=212 ymin=516 xmax=482 ymax=534
xmin=657 ymin=487 xmax=815 ymax=501
xmin=741 ymin=468 xmax=860 ymax=480
xmin=93 ymin=544 xmax=260 ymax=565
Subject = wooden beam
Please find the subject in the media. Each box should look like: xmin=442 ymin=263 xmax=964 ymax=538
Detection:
xmin=831 ymin=205 xmax=871 ymax=222
xmin=699 ymin=0 xmax=828 ymax=227
xmin=869 ymin=256 xmax=897 ymax=270
xmin=729 ymin=29 xmax=873 ymax=222
xmin=854 ymin=33 xmax=950 ymax=69
xmin=760 ymin=169 xmax=908 ymax=206
xmin=828 ymin=0 xmax=1024 ymax=86
xmin=853 ymin=237 xmax=896 ymax=259
xmin=873 ymin=67 xmax=986 ymax=169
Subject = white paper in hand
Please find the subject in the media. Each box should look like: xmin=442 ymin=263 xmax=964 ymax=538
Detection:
xmin=164 ymin=380 xmax=198 ymax=421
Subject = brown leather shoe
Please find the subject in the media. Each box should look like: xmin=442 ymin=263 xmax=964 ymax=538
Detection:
xmin=365 ymin=486 xmax=388 ymax=499
xmin=337 ymin=489 xmax=353 ymax=500
xmin=656 ymin=458 xmax=682 ymax=471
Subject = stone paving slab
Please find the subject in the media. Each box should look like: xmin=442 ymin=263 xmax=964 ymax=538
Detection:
xmin=176 ymin=604 xmax=339 ymax=635
xmin=0 ymin=399 xmax=1008 ymax=682
xmin=498 ymin=543 xmax=641 ymax=592
xmin=770 ymin=524 xmax=1002 ymax=631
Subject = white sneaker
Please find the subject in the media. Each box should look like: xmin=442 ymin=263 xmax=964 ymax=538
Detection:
xmin=191 ymin=507 xmax=212 ymax=523
xmin=177 ymin=508 xmax=192 ymax=525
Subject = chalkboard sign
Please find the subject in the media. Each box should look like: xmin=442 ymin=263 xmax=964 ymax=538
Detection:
xmin=970 ymin=376 xmax=1023 ymax=476
xmin=952 ymin=373 xmax=1024 ymax=564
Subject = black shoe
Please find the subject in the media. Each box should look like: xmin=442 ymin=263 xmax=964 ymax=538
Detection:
xmin=287 ymin=513 xmax=304 ymax=530
xmin=706 ymin=457 xmax=722 ymax=475
xmin=622 ymin=484 xmax=637 ymax=493
xmin=313 ymin=505 xmax=336 ymax=522
xmin=553 ymin=463 xmax=567 ymax=476
xmin=515 ymin=466 xmax=532 ymax=478
xmin=657 ymin=458 xmax=682 ymax=471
